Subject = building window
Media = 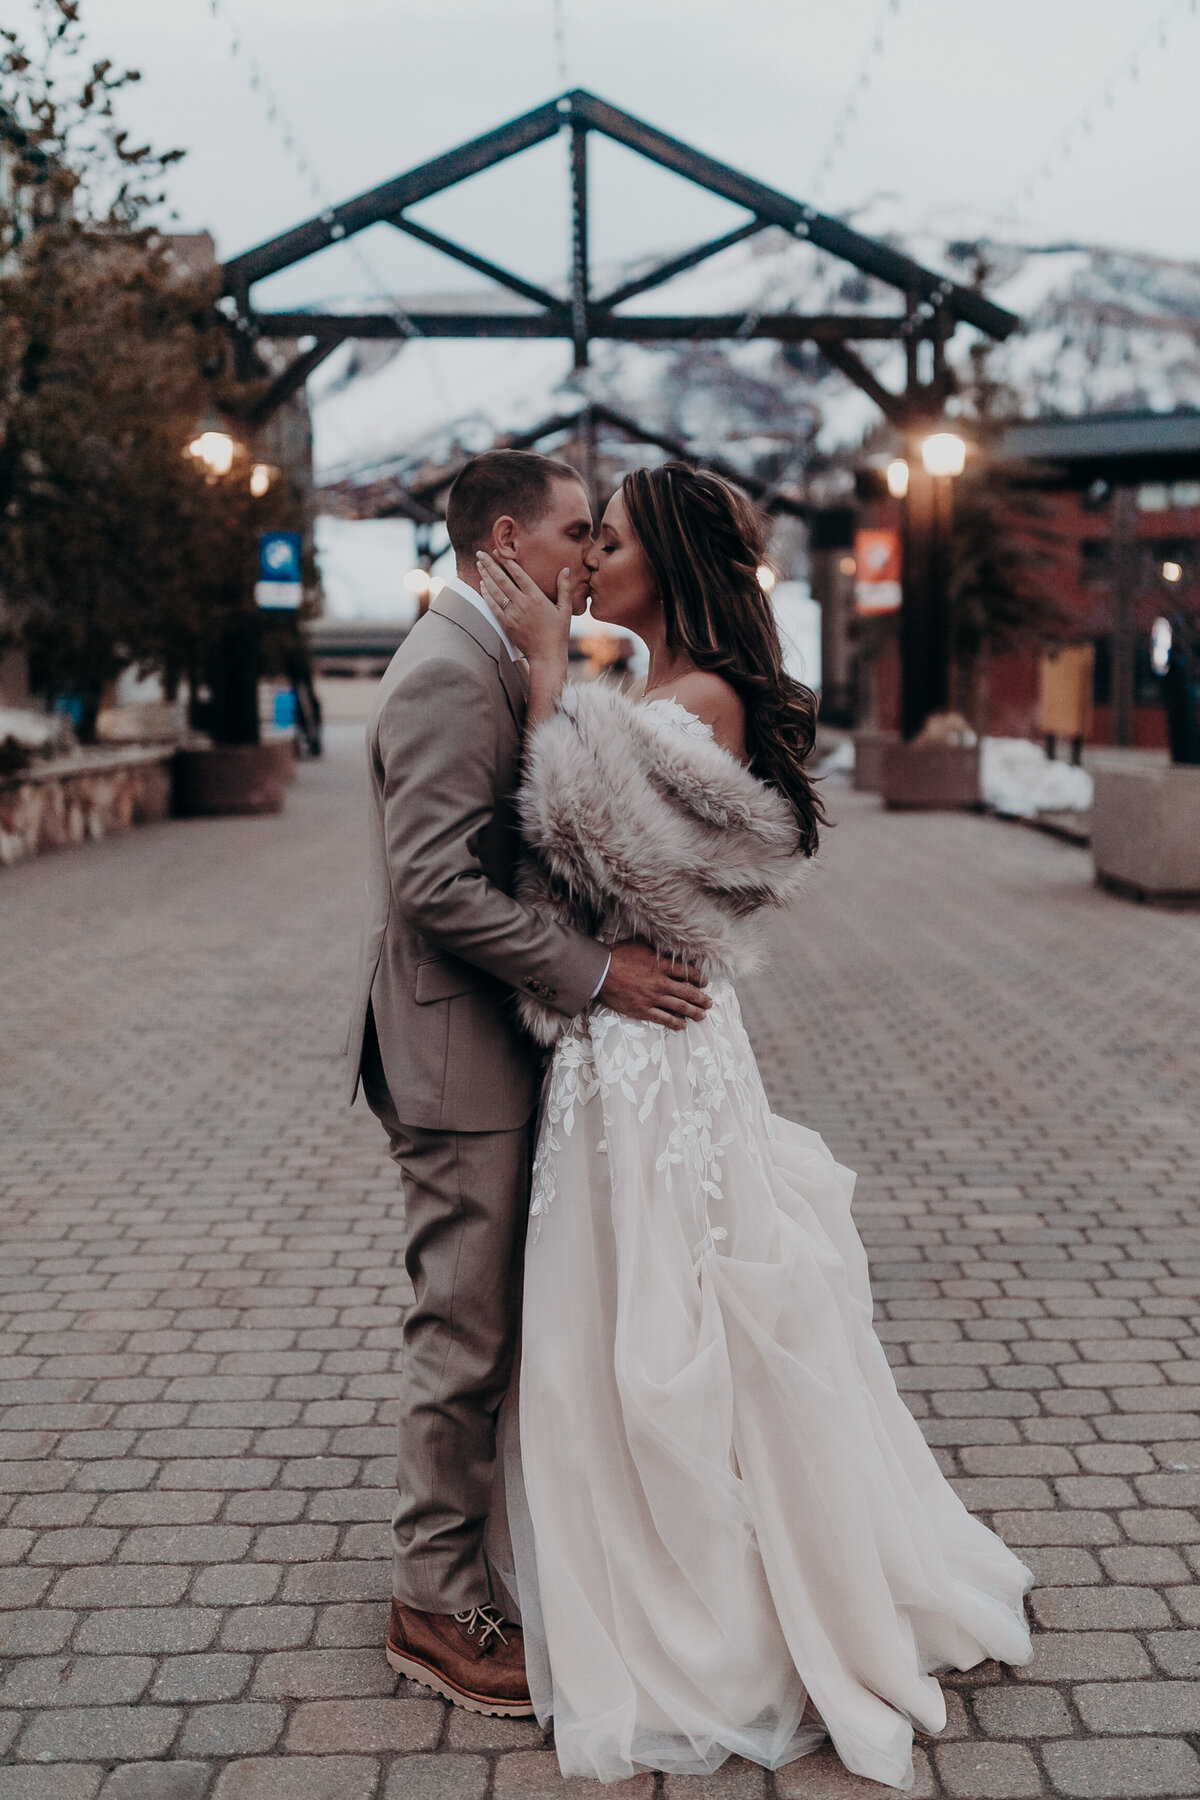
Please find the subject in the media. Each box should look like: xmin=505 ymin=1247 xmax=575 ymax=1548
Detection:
xmin=1137 ymin=481 xmax=1200 ymax=513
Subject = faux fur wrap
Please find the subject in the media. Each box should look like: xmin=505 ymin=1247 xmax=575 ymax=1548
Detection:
xmin=515 ymin=682 xmax=806 ymax=1044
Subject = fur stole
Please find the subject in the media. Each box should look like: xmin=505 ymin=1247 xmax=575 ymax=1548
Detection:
xmin=515 ymin=681 xmax=806 ymax=1044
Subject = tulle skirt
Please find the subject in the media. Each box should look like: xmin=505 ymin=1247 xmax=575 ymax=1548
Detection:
xmin=489 ymin=981 xmax=1032 ymax=1790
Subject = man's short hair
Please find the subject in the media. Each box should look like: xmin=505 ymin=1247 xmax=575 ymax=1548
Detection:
xmin=444 ymin=449 xmax=582 ymax=558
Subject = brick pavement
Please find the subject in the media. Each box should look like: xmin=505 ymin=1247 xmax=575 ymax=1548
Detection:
xmin=1 ymin=726 xmax=1199 ymax=1800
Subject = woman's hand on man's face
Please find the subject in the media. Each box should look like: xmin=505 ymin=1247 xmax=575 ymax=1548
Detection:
xmin=476 ymin=551 xmax=572 ymax=668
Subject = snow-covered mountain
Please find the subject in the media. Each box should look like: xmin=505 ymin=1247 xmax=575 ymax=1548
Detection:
xmin=309 ymin=221 xmax=1200 ymax=488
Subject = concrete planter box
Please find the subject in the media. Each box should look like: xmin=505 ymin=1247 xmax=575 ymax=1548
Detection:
xmin=1092 ymin=764 xmax=1200 ymax=905
xmin=174 ymin=740 xmax=295 ymax=818
xmin=880 ymin=740 xmax=981 ymax=810
xmin=852 ymin=729 xmax=898 ymax=793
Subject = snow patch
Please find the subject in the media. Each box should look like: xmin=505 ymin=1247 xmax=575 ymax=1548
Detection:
xmin=981 ymin=737 xmax=1093 ymax=818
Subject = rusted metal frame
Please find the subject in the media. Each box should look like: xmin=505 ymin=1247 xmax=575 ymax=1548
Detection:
xmin=222 ymin=99 xmax=563 ymax=290
xmin=388 ymin=214 xmax=569 ymax=315
xmin=929 ymin=307 xmax=956 ymax=405
xmin=317 ymin=474 xmax=442 ymax=524
xmin=405 ymin=412 xmax=587 ymax=501
xmin=567 ymin=89 xmax=1017 ymax=342
xmin=570 ymin=122 xmax=590 ymax=367
xmin=586 ymin=402 xmax=807 ymax=517
xmin=379 ymin=401 xmax=808 ymax=520
xmin=815 ymin=341 xmax=912 ymax=425
xmin=594 ymin=220 xmax=767 ymax=310
xmin=249 ymin=310 xmax=921 ymax=342
xmin=245 ymin=336 xmax=345 ymax=423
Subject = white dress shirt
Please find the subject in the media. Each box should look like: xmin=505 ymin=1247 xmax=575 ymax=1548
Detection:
xmin=443 ymin=570 xmax=611 ymax=1003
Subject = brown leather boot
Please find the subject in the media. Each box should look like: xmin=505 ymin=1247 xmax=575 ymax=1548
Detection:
xmin=386 ymin=1599 xmax=534 ymax=1717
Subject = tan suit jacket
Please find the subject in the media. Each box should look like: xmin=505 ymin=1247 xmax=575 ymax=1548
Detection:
xmin=345 ymin=585 xmax=608 ymax=1132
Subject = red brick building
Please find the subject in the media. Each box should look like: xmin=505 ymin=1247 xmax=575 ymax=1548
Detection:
xmin=835 ymin=412 xmax=1200 ymax=747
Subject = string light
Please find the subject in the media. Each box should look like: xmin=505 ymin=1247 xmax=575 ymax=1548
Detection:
xmin=737 ymin=1 xmax=902 ymax=342
xmin=997 ymin=0 xmax=1199 ymax=227
xmin=553 ymin=0 xmax=569 ymax=91
xmin=810 ymin=0 xmax=901 ymax=201
xmin=205 ymin=0 xmax=455 ymax=408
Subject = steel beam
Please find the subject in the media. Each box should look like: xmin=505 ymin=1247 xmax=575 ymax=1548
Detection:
xmin=388 ymin=215 xmax=568 ymax=314
xmin=587 ymin=402 xmax=807 ymax=516
xmin=566 ymin=90 xmax=1018 ymax=341
xmin=321 ymin=401 xmax=808 ymax=521
xmin=222 ymin=98 xmax=563 ymax=289
xmin=570 ymin=123 xmax=590 ymax=367
xmin=819 ymin=341 xmax=910 ymax=425
xmin=250 ymin=310 xmax=922 ymax=343
xmin=246 ymin=337 xmax=345 ymax=423
xmin=222 ymin=88 xmax=1017 ymax=346
xmin=595 ymin=220 xmax=767 ymax=309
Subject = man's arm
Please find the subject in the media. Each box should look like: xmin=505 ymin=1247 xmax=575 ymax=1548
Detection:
xmin=380 ymin=657 xmax=607 ymax=1017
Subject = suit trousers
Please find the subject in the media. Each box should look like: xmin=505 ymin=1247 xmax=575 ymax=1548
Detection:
xmin=360 ymin=1006 xmax=531 ymax=1614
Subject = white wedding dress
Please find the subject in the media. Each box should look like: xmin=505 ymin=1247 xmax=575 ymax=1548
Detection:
xmin=492 ymin=701 xmax=1032 ymax=1792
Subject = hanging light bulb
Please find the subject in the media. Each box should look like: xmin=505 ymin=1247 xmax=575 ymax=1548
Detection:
xmin=249 ymin=463 xmax=273 ymax=497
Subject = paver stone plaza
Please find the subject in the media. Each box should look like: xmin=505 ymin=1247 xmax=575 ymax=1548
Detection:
xmin=2 ymin=725 xmax=1199 ymax=1799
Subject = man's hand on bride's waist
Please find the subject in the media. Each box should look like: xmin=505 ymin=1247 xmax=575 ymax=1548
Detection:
xmin=598 ymin=942 xmax=711 ymax=1031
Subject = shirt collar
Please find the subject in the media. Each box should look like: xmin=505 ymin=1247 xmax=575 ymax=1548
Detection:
xmin=443 ymin=573 xmax=518 ymax=662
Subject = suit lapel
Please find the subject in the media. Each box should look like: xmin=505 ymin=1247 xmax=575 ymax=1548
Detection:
xmin=430 ymin=588 xmax=526 ymax=728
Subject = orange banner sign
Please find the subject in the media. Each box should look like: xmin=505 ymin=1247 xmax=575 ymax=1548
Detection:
xmin=854 ymin=528 xmax=902 ymax=615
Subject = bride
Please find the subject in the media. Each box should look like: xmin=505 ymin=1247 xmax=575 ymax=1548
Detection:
xmin=474 ymin=463 xmax=1031 ymax=1792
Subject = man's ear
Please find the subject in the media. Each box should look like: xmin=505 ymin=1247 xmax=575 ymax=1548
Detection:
xmin=492 ymin=514 xmax=519 ymax=557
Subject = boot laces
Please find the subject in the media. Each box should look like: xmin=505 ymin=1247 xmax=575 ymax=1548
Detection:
xmin=453 ymin=1603 xmax=510 ymax=1652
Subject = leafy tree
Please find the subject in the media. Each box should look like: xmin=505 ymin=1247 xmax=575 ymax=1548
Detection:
xmin=0 ymin=0 xmax=295 ymax=742
xmin=941 ymin=250 xmax=1074 ymax=726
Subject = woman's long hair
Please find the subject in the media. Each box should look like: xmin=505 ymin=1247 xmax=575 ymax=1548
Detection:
xmin=620 ymin=462 xmax=826 ymax=857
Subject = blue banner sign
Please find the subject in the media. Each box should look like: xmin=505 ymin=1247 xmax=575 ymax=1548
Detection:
xmin=256 ymin=531 xmax=303 ymax=610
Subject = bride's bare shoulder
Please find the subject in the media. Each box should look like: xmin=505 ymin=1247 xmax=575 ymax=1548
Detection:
xmin=655 ymin=671 xmax=747 ymax=760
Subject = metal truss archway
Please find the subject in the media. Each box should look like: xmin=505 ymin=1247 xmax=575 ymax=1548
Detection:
xmin=221 ymin=88 xmax=1018 ymax=428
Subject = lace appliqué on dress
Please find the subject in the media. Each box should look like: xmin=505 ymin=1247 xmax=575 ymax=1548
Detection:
xmin=529 ymin=980 xmax=774 ymax=1248
xmin=529 ymin=694 xmax=767 ymax=1243
xmin=642 ymin=695 xmax=716 ymax=743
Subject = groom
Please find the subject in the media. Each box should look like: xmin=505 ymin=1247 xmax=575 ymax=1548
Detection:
xmin=345 ymin=449 xmax=710 ymax=1715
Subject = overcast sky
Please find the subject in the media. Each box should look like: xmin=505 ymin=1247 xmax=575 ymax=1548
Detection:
xmin=35 ymin=0 xmax=1197 ymax=317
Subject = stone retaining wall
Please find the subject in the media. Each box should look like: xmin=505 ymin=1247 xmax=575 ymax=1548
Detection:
xmin=0 ymin=745 xmax=174 ymax=868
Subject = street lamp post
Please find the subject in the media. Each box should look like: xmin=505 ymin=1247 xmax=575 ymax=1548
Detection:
xmin=185 ymin=426 xmax=281 ymax=748
xmin=897 ymin=429 xmax=967 ymax=740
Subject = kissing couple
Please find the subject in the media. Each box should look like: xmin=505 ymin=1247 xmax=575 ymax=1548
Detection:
xmin=345 ymin=451 xmax=1031 ymax=1789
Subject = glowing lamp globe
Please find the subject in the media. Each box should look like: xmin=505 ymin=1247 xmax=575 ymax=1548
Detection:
xmin=188 ymin=431 xmax=235 ymax=476
xmin=886 ymin=459 xmax=909 ymax=499
xmin=920 ymin=433 xmax=967 ymax=478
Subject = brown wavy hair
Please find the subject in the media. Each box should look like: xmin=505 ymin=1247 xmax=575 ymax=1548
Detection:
xmin=620 ymin=462 xmax=826 ymax=857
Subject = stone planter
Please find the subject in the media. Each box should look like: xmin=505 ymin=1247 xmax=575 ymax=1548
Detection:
xmin=0 ymin=746 xmax=174 ymax=868
xmin=174 ymin=740 xmax=295 ymax=818
xmin=880 ymin=740 xmax=982 ymax=810
xmin=852 ymin=729 xmax=898 ymax=794
xmin=1092 ymin=764 xmax=1200 ymax=905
